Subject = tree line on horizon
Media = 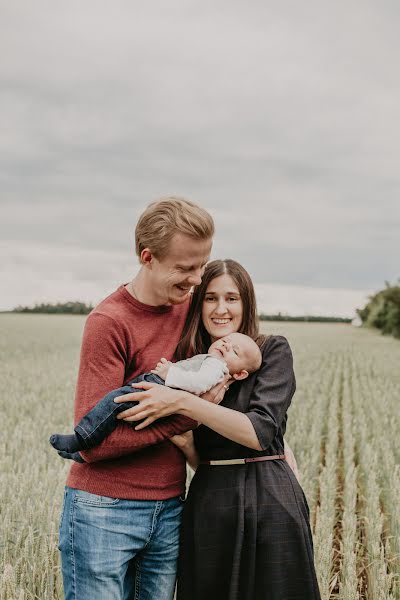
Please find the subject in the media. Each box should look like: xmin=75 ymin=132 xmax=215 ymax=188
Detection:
xmin=357 ymin=281 xmax=400 ymax=339
xmin=11 ymin=302 xmax=352 ymax=322
xmin=12 ymin=301 xmax=94 ymax=315
xmin=259 ymin=313 xmax=351 ymax=323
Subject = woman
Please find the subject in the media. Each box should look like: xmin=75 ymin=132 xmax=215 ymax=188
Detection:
xmin=120 ymin=259 xmax=321 ymax=600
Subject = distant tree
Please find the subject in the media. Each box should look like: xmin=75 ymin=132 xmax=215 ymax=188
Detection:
xmin=13 ymin=302 xmax=93 ymax=315
xmin=259 ymin=314 xmax=351 ymax=323
xmin=357 ymin=283 xmax=400 ymax=339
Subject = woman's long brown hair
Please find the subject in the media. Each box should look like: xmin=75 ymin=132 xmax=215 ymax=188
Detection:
xmin=175 ymin=259 xmax=263 ymax=360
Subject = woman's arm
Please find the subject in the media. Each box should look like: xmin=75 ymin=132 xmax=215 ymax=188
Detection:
xmin=116 ymin=385 xmax=262 ymax=450
xmin=115 ymin=336 xmax=295 ymax=453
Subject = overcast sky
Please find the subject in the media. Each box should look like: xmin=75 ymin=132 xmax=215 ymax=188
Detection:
xmin=1 ymin=1 xmax=399 ymax=316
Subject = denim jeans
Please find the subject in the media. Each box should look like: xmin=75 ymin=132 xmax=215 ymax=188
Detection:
xmin=75 ymin=373 xmax=165 ymax=449
xmin=59 ymin=487 xmax=183 ymax=600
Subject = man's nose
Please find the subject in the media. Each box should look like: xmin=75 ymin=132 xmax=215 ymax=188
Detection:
xmin=186 ymin=268 xmax=203 ymax=287
xmin=187 ymin=272 xmax=202 ymax=286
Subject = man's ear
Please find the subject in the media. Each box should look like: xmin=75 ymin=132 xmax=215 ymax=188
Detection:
xmin=140 ymin=248 xmax=154 ymax=267
xmin=232 ymin=370 xmax=249 ymax=381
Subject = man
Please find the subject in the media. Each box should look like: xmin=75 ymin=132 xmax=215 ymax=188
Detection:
xmin=59 ymin=196 xmax=214 ymax=600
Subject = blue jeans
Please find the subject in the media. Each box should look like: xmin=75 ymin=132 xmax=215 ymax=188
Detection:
xmin=59 ymin=487 xmax=183 ymax=600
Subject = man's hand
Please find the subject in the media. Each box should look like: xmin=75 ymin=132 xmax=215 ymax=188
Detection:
xmin=170 ymin=431 xmax=195 ymax=451
xmin=170 ymin=431 xmax=199 ymax=470
xmin=150 ymin=358 xmax=172 ymax=381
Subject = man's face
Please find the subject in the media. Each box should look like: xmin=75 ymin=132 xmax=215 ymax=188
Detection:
xmin=147 ymin=233 xmax=212 ymax=305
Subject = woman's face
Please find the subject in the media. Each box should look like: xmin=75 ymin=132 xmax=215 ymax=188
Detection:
xmin=202 ymin=274 xmax=243 ymax=342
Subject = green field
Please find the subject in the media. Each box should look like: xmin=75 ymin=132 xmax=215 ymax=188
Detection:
xmin=1 ymin=315 xmax=399 ymax=599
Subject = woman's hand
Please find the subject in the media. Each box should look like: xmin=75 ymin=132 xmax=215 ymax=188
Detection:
xmin=114 ymin=382 xmax=184 ymax=429
xmin=201 ymin=374 xmax=233 ymax=405
xmin=284 ymin=440 xmax=300 ymax=481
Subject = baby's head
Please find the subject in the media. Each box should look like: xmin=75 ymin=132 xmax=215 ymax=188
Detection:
xmin=208 ymin=333 xmax=262 ymax=381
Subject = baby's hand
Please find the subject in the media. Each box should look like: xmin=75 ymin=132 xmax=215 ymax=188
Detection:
xmin=151 ymin=358 xmax=171 ymax=381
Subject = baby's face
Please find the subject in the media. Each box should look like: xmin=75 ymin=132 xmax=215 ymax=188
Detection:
xmin=208 ymin=333 xmax=260 ymax=375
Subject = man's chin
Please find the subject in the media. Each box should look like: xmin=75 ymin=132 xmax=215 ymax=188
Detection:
xmin=169 ymin=290 xmax=191 ymax=305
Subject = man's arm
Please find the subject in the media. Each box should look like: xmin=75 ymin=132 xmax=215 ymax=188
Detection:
xmin=74 ymin=312 xmax=196 ymax=463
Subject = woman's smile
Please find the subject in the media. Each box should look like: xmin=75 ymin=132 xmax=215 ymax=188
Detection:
xmin=202 ymin=274 xmax=243 ymax=340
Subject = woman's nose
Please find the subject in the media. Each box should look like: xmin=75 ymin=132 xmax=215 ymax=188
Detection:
xmin=214 ymin=299 xmax=228 ymax=315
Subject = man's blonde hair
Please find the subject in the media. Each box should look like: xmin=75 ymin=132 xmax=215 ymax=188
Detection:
xmin=135 ymin=196 xmax=214 ymax=261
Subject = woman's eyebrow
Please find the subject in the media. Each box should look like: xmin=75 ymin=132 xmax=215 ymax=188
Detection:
xmin=205 ymin=291 xmax=240 ymax=295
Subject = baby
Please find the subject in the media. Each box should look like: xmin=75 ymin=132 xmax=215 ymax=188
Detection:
xmin=50 ymin=332 xmax=262 ymax=462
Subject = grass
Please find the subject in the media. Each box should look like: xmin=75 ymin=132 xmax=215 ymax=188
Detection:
xmin=1 ymin=315 xmax=399 ymax=599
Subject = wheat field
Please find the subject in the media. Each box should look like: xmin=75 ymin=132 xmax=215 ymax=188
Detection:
xmin=1 ymin=314 xmax=399 ymax=599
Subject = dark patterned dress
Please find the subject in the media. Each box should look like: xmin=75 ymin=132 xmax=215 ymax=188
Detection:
xmin=177 ymin=335 xmax=321 ymax=600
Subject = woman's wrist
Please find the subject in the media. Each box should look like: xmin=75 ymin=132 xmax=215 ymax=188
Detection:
xmin=177 ymin=390 xmax=198 ymax=417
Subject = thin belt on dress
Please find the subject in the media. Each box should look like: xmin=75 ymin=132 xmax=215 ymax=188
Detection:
xmin=200 ymin=454 xmax=286 ymax=466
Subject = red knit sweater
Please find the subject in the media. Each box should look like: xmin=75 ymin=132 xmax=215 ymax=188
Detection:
xmin=66 ymin=285 xmax=196 ymax=499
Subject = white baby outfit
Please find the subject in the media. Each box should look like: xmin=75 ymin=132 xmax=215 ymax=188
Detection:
xmin=165 ymin=354 xmax=229 ymax=395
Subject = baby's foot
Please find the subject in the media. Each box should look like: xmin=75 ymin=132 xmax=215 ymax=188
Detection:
xmin=50 ymin=433 xmax=82 ymax=453
xmin=57 ymin=450 xmax=85 ymax=463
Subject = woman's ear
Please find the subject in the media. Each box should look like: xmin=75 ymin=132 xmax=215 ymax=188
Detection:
xmin=232 ymin=370 xmax=249 ymax=381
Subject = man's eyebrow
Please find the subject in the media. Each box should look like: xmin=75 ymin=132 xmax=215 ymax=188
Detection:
xmin=176 ymin=261 xmax=208 ymax=270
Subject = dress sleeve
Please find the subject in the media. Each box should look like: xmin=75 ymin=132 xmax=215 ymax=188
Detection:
xmin=74 ymin=312 xmax=197 ymax=463
xmin=245 ymin=336 xmax=296 ymax=451
xmin=165 ymin=356 xmax=227 ymax=395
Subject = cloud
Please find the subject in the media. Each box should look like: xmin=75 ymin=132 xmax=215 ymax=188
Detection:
xmin=1 ymin=1 xmax=399 ymax=310
xmin=0 ymin=240 xmax=138 ymax=309
xmin=0 ymin=240 xmax=372 ymax=317
xmin=254 ymin=283 xmax=373 ymax=318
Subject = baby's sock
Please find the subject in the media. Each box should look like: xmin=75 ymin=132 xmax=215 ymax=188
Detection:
xmin=57 ymin=450 xmax=85 ymax=463
xmin=50 ymin=432 xmax=83 ymax=453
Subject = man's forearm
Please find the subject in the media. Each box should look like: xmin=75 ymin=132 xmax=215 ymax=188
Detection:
xmin=80 ymin=414 xmax=197 ymax=463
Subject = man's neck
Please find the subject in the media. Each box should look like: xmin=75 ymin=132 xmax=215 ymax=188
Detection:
xmin=126 ymin=269 xmax=169 ymax=307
